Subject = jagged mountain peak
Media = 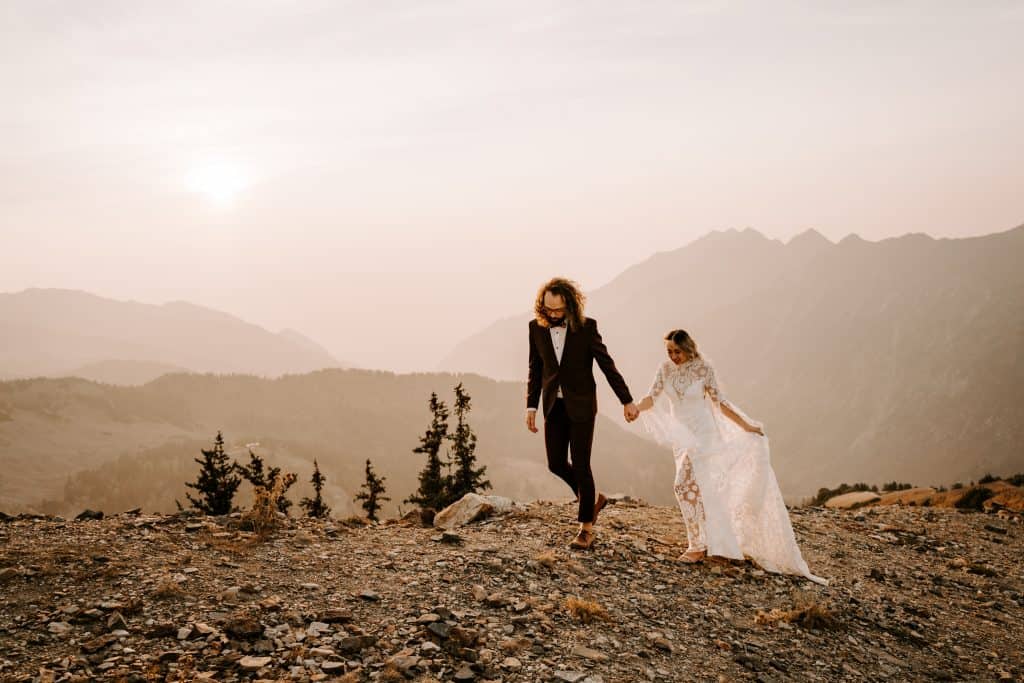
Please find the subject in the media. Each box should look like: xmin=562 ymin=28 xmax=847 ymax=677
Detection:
xmin=694 ymin=227 xmax=775 ymax=247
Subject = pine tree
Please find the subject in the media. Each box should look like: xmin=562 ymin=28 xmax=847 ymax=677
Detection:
xmin=185 ymin=431 xmax=241 ymax=515
xmin=299 ymin=459 xmax=331 ymax=518
xmin=354 ymin=458 xmax=390 ymax=521
xmin=404 ymin=392 xmax=451 ymax=510
xmin=446 ymin=383 xmax=491 ymax=501
xmin=236 ymin=448 xmax=295 ymax=514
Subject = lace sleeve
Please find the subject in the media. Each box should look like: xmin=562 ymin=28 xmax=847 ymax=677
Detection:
xmin=700 ymin=360 xmax=724 ymax=403
xmin=647 ymin=363 xmax=666 ymax=399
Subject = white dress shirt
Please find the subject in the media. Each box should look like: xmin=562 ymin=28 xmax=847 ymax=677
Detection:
xmin=550 ymin=325 xmax=565 ymax=397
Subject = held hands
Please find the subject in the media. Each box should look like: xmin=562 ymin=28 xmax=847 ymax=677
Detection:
xmin=529 ymin=404 xmax=640 ymax=428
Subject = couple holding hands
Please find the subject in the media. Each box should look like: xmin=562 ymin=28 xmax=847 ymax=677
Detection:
xmin=526 ymin=277 xmax=824 ymax=584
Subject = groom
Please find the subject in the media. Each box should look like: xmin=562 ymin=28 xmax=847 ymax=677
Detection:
xmin=526 ymin=277 xmax=639 ymax=550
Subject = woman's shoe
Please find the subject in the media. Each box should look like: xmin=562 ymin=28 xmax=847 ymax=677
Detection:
xmin=678 ymin=548 xmax=706 ymax=563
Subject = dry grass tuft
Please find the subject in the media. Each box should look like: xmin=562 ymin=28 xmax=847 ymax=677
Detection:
xmin=508 ymin=507 xmax=543 ymax=522
xmin=379 ymin=663 xmax=406 ymax=683
xmin=563 ymin=558 xmax=588 ymax=575
xmin=201 ymin=533 xmax=259 ymax=555
xmin=170 ymin=654 xmax=196 ymax=681
xmin=153 ymin=576 xmax=186 ymax=600
xmin=241 ymin=473 xmax=296 ymax=540
xmin=966 ymin=563 xmax=999 ymax=577
xmin=565 ymin=596 xmax=612 ymax=624
xmin=499 ymin=636 xmax=532 ymax=653
xmin=755 ymin=594 xmax=837 ymax=630
xmin=35 ymin=560 xmax=60 ymax=578
xmin=534 ymin=550 xmax=558 ymax=568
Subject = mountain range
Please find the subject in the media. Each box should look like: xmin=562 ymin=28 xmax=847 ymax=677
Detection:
xmin=3 ymin=224 xmax=1021 ymax=511
xmin=438 ymin=224 xmax=1024 ymax=497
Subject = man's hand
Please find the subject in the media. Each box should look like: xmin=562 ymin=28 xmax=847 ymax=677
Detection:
xmin=623 ymin=402 xmax=640 ymax=423
xmin=526 ymin=410 xmax=539 ymax=433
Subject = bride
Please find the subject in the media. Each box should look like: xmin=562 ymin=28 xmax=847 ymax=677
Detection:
xmin=637 ymin=329 xmax=826 ymax=584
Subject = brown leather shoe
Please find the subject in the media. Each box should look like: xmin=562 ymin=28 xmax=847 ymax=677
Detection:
xmin=592 ymin=492 xmax=608 ymax=525
xmin=569 ymin=528 xmax=595 ymax=550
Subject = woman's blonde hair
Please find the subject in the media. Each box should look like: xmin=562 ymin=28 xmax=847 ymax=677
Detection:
xmin=534 ymin=277 xmax=587 ymax=332
xmin=665 ymin=329 xmax=701 ymax=360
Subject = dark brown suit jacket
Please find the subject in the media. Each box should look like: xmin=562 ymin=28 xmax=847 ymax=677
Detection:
xmin=527 ymin=317 xmax=633 ymax=422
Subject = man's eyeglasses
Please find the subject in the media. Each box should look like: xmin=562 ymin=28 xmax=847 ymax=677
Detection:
xmin=542 ymin=306 xmax=567 ymax=315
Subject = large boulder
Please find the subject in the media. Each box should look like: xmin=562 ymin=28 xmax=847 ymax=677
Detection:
xmin=433 ymin=493 xmax=521 ymax=529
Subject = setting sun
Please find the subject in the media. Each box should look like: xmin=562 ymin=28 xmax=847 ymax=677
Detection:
xmin=185 ymin=161 xmax=247 ymax=207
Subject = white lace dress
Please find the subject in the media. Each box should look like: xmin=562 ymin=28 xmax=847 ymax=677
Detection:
xmin=641 ymin=357 xmax=827 ymax=584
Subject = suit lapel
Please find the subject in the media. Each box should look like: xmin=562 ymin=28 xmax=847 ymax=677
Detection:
xmin=558 ymin=325 xmax=574 ymax=368
xmin=539 ymin=325 xmax=558 ymax=366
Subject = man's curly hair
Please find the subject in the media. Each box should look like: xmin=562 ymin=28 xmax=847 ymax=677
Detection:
xmin=534 ymin=277 xmax=587 ymax=332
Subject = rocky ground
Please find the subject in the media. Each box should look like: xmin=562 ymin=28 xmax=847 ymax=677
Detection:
xmin=1 ymin=498 xmax=1022 ymax=683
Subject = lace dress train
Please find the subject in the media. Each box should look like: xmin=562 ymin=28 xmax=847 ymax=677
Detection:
xmin=641 ymin=357 xmax=826 ymax=585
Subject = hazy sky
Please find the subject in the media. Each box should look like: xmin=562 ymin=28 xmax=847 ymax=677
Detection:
xmin=2 ymin=1 xmax=1022 ymax=371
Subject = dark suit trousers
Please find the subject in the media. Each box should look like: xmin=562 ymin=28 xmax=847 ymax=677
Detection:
xmin=544 ymin=398 xmax=597 ymax=523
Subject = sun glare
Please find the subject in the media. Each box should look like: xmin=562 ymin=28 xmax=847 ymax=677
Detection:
xmin=185 ymin=162 xmax=248 ymax=207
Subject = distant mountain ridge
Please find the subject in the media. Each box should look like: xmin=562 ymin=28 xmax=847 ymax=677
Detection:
xmin=438 ymin=224 xmax=1024 ymax=497
xmin=0 ymin=369 xmax=673 ymax=516
xmin=66 ymin=359 xmax=190 ymax=386
xmin=0 ymin=288 xmax=344 ymax=383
